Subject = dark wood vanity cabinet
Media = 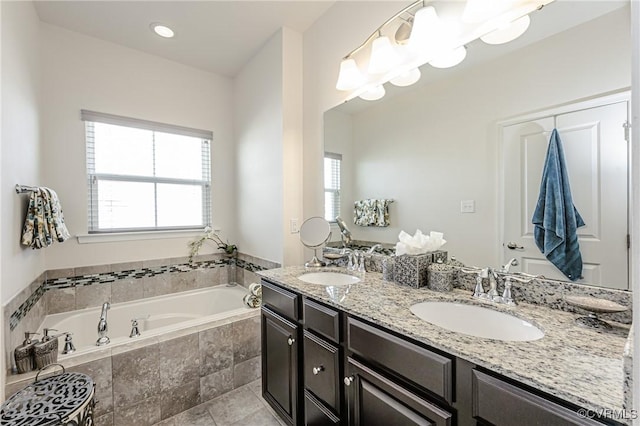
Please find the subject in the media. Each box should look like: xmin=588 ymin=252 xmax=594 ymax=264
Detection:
xmin=261 ymin=279 xmax=616 ymax=426
xmin=261 ymin=280 xmax=302 ymax=426
xmin=345 ymin=357 xmax=453 ymax=426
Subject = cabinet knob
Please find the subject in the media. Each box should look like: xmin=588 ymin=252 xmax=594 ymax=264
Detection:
xmin=343 ymin=376 xmax=354 ymax=386
xmin=287 ymin=337 xmax=295 ymax=346
xmin=312 ymin=366 xmax=324 ymax=375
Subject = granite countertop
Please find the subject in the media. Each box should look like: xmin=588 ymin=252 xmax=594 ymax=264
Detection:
xmin=258 ymin=266 xmax=630 ymax=416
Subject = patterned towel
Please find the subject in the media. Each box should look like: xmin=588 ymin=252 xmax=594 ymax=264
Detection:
xmin=21 ymin=187 xmax=70 ymax=249
xmin=354 ymin=199 xmax=391 ymax=227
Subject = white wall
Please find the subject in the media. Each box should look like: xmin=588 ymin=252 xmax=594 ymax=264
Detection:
xmin=1 ymin=2 xmax=45 ymax=303
xmin=338 ymin=6 xmax=631 ymax=267
xmin=39 ymin=23 xmax=235 ymax=269
xmin=234 ymin=28 xmax=304 ymax=265
xmin=281 ymin=28 xmax=304 ymax=266
xmin=234 ymin=31 xmax=284 ymax=263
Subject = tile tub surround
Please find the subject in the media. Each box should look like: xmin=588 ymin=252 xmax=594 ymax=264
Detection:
xmin=259 ymin=266 xmax=631 ymax=417
xmin=4 ymin=253 xmax=277 ymax=376
xmin=5 ymin=311 xmax=262 ymax=425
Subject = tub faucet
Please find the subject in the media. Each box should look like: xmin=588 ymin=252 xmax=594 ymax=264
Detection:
xmin=96 ymin=302 xmax=110 ymax=346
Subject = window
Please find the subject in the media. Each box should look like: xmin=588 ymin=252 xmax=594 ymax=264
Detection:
xmin=82 ymin=110 xmax=212 ymax=233
xmin=324 ymin=152 xmax=342 ymax=222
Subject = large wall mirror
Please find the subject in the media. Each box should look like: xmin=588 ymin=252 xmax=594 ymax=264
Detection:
xmin=323 ymin=1 xmax=631 ymax=290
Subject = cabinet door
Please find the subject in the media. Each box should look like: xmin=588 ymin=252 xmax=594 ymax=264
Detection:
xmin=262 ymin=307 xmax=300 ymax=426
xmin=345 ymin=358 xmax=452 ymax=426
xmin=472 ymin=370 xmax=604 ymax=426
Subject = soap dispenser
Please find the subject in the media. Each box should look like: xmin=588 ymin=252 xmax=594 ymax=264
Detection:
xmin=34 ymin=328 xmax=60 ymax=369
xmin=14 ymin=332 xmax=39 ymax=374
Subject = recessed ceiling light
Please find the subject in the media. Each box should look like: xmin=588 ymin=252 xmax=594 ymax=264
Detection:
xmin=150 ymin=23 xmax=174 ymax=38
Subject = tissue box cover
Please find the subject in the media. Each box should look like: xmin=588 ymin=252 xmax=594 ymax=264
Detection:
xmin=394 ymin=254 xmax=432 ymax=288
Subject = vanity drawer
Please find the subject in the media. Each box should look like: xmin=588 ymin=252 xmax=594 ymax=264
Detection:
xmin=347 ymin=316 xmax=453 ymax=404
xmin=261 ymin=279 xmax=300 ymax=321
xmin=305 ymin=390 xmax=341 ymax=426
xmin=304 ymin=330 xmax=341 ymax=412
xmin=304 ymin=298 xmax=340 ymax=342
xmin=472 ymin=370 xmax=603 ymax=426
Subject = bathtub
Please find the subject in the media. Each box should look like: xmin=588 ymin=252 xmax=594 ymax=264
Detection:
xmin=40 ymin=284 xmax=253 ymax=357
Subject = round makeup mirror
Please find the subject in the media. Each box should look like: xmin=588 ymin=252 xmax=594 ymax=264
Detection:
xmin=299 ymin=217 xmax=331 ymax=267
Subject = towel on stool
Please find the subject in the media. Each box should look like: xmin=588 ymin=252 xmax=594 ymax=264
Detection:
xmin=354 ymin=199 xmax=391 ymax=227
xmin=532 ymin=129 xmax=585 ymax=280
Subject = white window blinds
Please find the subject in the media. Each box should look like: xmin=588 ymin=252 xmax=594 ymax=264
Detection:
xmin=83 ymin=110 xmax=212 ymax=233
xmin=324 ymin=152 xmax=342 ymax=223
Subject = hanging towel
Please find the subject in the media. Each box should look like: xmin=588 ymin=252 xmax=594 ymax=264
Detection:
xmin=21 ymin=187 xmax=70 ymax=249
xmin=354 ymin=199 xmax=391 ymax=227
xmin=531 ymin=129 xmax=585 ymax=280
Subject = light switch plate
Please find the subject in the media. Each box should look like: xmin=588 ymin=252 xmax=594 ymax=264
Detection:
xmin=290 ymin=219 xmax=299 ymax=234
xmin=460 ymin=200 xmax=475 ymax=213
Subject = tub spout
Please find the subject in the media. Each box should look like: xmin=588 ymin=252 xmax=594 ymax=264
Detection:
xmin=96 ymin=302 xmax=110 ymax=346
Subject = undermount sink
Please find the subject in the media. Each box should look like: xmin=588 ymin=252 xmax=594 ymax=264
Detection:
xmin=409 ymin=301 xmax=544 ymax=342
xmin=297 ymin=272 xmax=361 ymax=286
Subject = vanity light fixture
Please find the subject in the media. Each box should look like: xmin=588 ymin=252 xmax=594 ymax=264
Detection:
xmin=390 ymin=68 xmax=422 ymax=87
xmin=480 ymin=15 xmax=531 ymax=45
xmin=150 ymin=23 xmax=175 ymax=38
xmin=335 ymin=0 xmax=553 ymax=102
xmin=430 ymin=46 xmax=467 ymax=69
xmin=359 ymin=85 xmax=386 ymax=101
xmin=368 ymin=34 xmax=401 ymax=74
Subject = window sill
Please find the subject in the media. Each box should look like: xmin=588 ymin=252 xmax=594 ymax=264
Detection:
xmin=77 ymin=229 xmax=206 ymax=244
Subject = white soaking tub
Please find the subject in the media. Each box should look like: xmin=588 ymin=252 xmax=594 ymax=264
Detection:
xmin=40 ymin=285 xmax=253 ymax=358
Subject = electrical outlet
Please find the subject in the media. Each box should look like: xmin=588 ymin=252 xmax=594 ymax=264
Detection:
xmin=460 ymin=200 xmax=475 ymax=213
xmin=290 ymin=219 xmax=299 ymax=234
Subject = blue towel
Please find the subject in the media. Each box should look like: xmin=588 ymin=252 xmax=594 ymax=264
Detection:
xmin=532 ymin=129 xmax=585 ymax=280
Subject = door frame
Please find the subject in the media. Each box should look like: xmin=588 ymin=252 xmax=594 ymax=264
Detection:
xmin=496 ymin=90 xmax=631 ymax=286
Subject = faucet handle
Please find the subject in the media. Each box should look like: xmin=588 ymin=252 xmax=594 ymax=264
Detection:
xmin=501 ymin=278 xmax=516 ymax=305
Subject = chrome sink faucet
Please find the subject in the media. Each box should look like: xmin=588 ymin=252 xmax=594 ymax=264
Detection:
xmin=96 ymin=302 xmax=110 ymax=346
xmin=486 ymin=268 xmax=500 ymax=300
xmin=366 ymin=244 xmax=382 ymax=254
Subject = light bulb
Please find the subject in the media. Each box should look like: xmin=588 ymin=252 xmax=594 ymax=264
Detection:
xmin=480 ymin=15 xmax=531 ymax=45
xmin=368 ymin=36 xmax=400 ymax=74
xmin=150 ymin=23 xmax=175 ymax=38
xmin=408 ymin=6 xmax=440 ymax=53
xmin=390 ymin=68 xmax=421 ymax=87
xmin=430 ymin=46 xmax=467 ymax=69
xmin=359 ymin=85 xmax=386 ymax=101
xmin=336 ymin=58 xmax=365 ymax=91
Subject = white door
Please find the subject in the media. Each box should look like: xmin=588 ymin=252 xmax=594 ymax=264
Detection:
xmin=502 ymin=100 xmax=629 ymax=289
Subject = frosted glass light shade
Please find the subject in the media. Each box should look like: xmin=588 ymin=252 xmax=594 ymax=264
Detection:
xmin=430 ymin=46 xmax=467 ymax=68
xmin=336 ymin=58 xmax=365 ymax=91
xmin=359 ymin=85 xmax=386 ymax=101
xmin=481 ymin=15 xmax=531 ymax=45
xmin=390 ymin=68 xmax=421 ymax=87
xmin=368 ymin=36 xmax=399 ymax=74
xmin=408 ymin=6 xmax=440 ymax=52
xmin=462 ymin=0 xmax=511 ymax=23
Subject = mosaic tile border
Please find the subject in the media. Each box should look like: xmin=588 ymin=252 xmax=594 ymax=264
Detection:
xmin=8 ymin=257 xmax=272 ymax=331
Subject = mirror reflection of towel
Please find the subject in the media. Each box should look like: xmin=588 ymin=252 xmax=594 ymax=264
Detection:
xmin=354 ymin=199 xmax=391 ymax=227
xmin=532 ymin=129 xmax=585 ymax=280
